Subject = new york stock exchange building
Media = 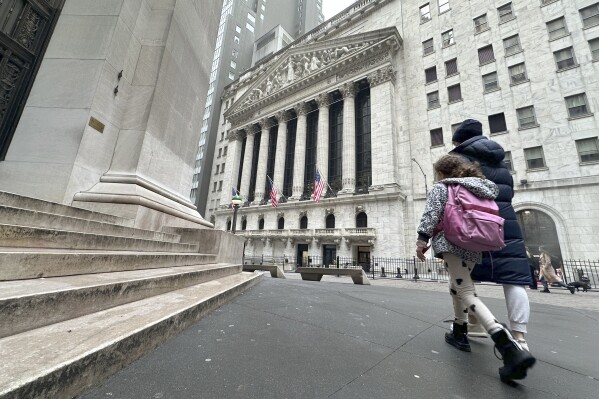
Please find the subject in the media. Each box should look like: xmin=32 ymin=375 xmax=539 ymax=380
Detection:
xmin=207 ymin=0 xmax=599 ymax=268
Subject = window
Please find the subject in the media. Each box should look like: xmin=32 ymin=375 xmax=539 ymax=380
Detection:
xmin=427 ymin=91 xmax=440 ymax=109
xmin=442 ymin=29 xmax=454 ymax=47
xmin=300 ymin=215 xmax=308 ymax=229
xmin=517 ymin=106 xmax=538 ymax=129
xmin=235 ymin=25 xmax=241 ymax=33
xmin=218 ymin=148 xmax=222 ymax=157
xmin=498 ymin=3 xmax=514 ymax=24
xmin=430 ymin=128 xmax=444 ymax=146
xmin=356 ymin=212 xmax=368 ymax=228
xmin=524 ymin=146 xmax=546 ymax=169
xmin=229 ymin=72 xmax=235 ymax=80
xmin=580 ymin=3 xmax=599 ymax=29
xmin=483 ymin=72 xmax=499 ymax=92
xmin=554 ymin=47 xmax=576 ymax=70
xmin=242 ymin=219 xmax=247 ymax=230
xmin=246 ymin=22 xmax=254 ymax=32
xmin=509 ymin=63 xmax=528 ymax=85
xmin=576 ymin=137 xmax=599 ymax=163
xmin=488 ymin=113 xmax=507 ymax=134
xmin=503 ymin=34 xmax=521 ymax=56
xmin=565 ymin=93 xmax=591 ymax=118
xmin=213 ymin=182 xmax=217 ymax=192
xmin=420 ymin=3 xmax=431 ymax=23
xmin=541 ymin=0 xmax=558 ymax=5
xmin=439 ymin=0 xmax=450 ymax=13
xmin=445 ymin=58 xmax=458 ymax=76
xmin=451 ymin=123 xmax=461 ymax=134
xmin=423 ymin=38 xmax=434 ymax=55
xmin=478 ymin=45 xmax=495 ymax=65
xmin=258 ymin=218 xmax=264 ymax=230
xmin=247 ymin=13 xmax=256 ymax=24
xmin=547 ymin=17 xmax=568 ymax=40
xmin=215 ymin=165 xmax=220 ymax=174
xmin=278 ymin=217 xmax=285 ymax=229
xmin=234 ymin=36 xmax=240 ymax=44
xmin=218 ymin=181 xmax=223 ymax=191
xmin=448 ymin=84 xmax=462 ymax=102
xmin=223 ymin=146 xmax=228 ymax=156
xmin=474 ymin=14 xmax=488 ymax=33
xmin=230 ymin=60 xmax=237 ymax=69
xmin=425 ymin=66 xmax=437 ymax=83
xmin=504 ymin=151 xmax=514 ymax=172
xmin=326 ymin=214 xmax=335 ymax=229
xmin=221 ymin=163 xmax=225 ymax=173
xmin=232 ymin=49 xmax=238 ymax=58
xmin=590 ymin=38 xmax=599 ymax=61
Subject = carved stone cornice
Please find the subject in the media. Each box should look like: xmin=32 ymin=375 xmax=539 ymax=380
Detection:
xmin=325 ymin=208 xmax=335 ymax=216
xmin=341 ymin=82 xmax=357 ymax=99
xmin=355 ymin=205 xmax=366 ymax=214
xmin=294 ymin=102 xmax=309 ymax=116
xmin=277 ymin=212 xmax=285 ymax=218
xmin=315 ymin=92 xmax=332 ymax=108
xmin=367 ymin=65 xmax=396 ymax=87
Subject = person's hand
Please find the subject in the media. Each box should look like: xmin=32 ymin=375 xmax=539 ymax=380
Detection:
xmin=416 ymin=240 xmax=429 ymax=262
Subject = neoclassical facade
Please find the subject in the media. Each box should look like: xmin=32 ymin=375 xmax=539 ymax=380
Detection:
xmin=207 ymin=0 xmax=599 ymax=263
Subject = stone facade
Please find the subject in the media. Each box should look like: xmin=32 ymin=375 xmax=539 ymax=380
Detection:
xmin=206 ymin=0 xmax=599 ymax=262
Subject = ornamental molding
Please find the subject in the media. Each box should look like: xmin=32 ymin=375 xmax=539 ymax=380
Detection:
xmin=227 ymin=129 xmax=244 ymax=142
xmin=225 ymin=27 xmax=401 ymax=129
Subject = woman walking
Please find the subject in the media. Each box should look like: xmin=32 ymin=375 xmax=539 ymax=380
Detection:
xmin=416 ymin=155 xmax=535 ymax=383
xmin=538 ymin=247 xmax=575 ymax=294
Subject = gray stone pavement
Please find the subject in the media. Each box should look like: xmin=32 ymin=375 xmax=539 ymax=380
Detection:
xmin=81 ymin=275 xmax=599 ymax=399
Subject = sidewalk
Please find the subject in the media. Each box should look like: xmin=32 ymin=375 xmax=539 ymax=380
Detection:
xmin=81 ymin=275 xmax=599 ymax=398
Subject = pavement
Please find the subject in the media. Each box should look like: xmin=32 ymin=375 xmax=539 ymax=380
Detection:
xmin=80 ymin=274 xmax=599 ymax=399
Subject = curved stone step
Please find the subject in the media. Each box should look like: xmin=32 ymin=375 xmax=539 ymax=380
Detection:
xmin=0 ymin=225 xmax=199 ymax=253
xmin=0 ymin=264 xmax=243 ymax=338
xmin=0 ymin=272 xmax=262 ymax=399
xmin=0 ymin=250 xmax=217 ymax=281
xmin=0 ymin=205 xmax=181 ymax=243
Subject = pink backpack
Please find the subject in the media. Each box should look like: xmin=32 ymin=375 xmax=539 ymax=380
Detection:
xmin=437 ymin=184 xmax=506 ymax=252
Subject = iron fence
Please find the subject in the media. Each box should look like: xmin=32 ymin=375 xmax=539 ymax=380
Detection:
xmin=243 ymin=255 xmax=598 ymax=290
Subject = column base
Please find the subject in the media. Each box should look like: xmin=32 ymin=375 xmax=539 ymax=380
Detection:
xmin=337 ymin=188 xmax=355 ymax=197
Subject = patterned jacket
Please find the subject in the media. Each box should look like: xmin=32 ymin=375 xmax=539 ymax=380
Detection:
xmin=417 ymin=177 xmax=499 ymax=262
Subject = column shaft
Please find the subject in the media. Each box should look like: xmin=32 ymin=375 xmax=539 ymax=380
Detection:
xmin=253 ymin=120 xmax=272 ymax=204
xmin=291 ymin=103 xmax=308 ymax=200
xmin=239 ymin=128 xmax=256 ymax=202
xmin=273 ymin=112 xmax=288 ymax=198
xmin=316 ymin=93 xmax=330 ymax=197
xmin=220 ymin=131 xmax=243 ymax=207
xmin=341 ymin=83 xmax=357 ymax=194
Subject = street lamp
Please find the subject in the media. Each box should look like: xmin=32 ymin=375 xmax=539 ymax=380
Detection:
xmin=231 ymin=194 xmax=242 ymax=234
xmin=411 ymin=158 xmax=428 ymax=195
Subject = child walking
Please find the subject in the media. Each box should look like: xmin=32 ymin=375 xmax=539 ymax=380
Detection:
xmin=415 ymin=155 xmax=536 ymax=383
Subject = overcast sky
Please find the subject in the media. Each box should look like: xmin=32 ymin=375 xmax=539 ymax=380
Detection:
xmin=322 ymin=0 xmax=356 ymax=20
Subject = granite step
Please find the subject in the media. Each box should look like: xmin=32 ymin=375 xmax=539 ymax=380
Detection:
xmin=0 ymin=263 xmax=243 ymax=338
xmin=0 ymin=225 xmax=199 ymax=253
xmin=0 ymin=191 xmax=132 ymax=227
xmin=0 ymin=272 xmax=262 ymax=399
xmin=0 ymin=250 xmax=217 ymax=281
xmin=0 ymin=205 xmax=181 ymax=243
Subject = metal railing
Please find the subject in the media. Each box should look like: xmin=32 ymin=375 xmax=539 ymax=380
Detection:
xmin=561 ymin=260 xmax=598 ymax=289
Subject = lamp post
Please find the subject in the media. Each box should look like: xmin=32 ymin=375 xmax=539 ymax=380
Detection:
xmin=231 ymin=194 xmax=242 ymax=234
xmin=411 ymin=158 xmax=428 ymax=195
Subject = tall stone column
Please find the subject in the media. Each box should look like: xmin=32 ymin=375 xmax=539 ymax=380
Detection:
xmin=290 ymin=102 xmax=309 ymax=201
xmin=368 ymin=66 xmax=397 ymax=191
xmin=340 ymin=82 xmax=357 ymax=195
xmin=220 ymin=129 xmax=244 ymax=207
xmin=273 ymin=111 xmax=288 ymax=199
xmin=239 ymin=125 xmax=257 ymax=203
xmin=316 ymin=93 xmax=331 ymax=197
xmin=253 ymin=118 xmax=273 ymax=204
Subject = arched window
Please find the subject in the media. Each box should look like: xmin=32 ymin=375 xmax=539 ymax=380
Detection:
xmin=226 ymin=220 xmax=231 ymax=231
xmin=278 ymin=217 xmax=285 ymax=229
xmin=326 ymin=214 xmax=335 ymax=228
xmin=356 ymin=212 xmax=368 ymax=228
xmin=242 ymin=219 xmax=247 ymax=230
xmin=258 ymin=218 xmax=265 ymax=230
xmin=300 ymin=215 xmax=308 ymax=229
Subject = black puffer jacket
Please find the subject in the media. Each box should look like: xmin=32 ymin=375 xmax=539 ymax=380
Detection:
xmin=451 ymin=136 xmax=532 ymax=285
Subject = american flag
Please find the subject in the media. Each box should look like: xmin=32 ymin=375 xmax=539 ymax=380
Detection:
xmin=269 ymin=178 xmax=278 ymax=208
xmin=313 ymin=169 xmax=325 ymax=203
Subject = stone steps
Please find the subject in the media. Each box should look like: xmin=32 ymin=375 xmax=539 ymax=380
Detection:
xmin=0 ymin=205 xmax=181 ymax=243
xmin=0 ymin=191 xmax=131 ymax=226
xmin=0 ymin=224 xmax=199 ymax=253
xmin=0 ymin=272 xmax=261 ymax=399
xmin=0 ymin=264 xmax=243 ymax=338
xmin=0 ymin=250 xmax=217 ymax=281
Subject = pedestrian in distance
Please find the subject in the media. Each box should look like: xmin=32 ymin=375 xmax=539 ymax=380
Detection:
xmin=450 ymin=119 xmax=532 ymax=351
xmin=416 ymin=154 xmax=536 ymax=383
xmin=538 ymin=246 xmax=575 ymax=294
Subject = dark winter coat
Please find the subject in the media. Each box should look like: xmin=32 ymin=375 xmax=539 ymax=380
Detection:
xmin=450 ymin=136 xmax=532 ymax=286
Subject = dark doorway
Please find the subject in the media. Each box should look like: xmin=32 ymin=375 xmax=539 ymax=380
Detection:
xmin=296 ymin=244 xmax=309 ymax=267
xmin=517 ymin=209 xmax=562 ymax=260
xmin=356 ymin=212 xmax=367 ymax=228
xmin=357 ymin=246 xmax=371 ymax=272
xmin=323 ymin=244 xmax=336 ymax=267
xmin=325 ymin=214 xmax=335 ymax=228
xmin=1 ymin=0 xmax=65 ymax=159
xmin=300 ymin=215 xmax=308 ymax=229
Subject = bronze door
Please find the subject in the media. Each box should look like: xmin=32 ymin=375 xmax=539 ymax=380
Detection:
xmin=0 ymin=0 xmax=63 ymax=159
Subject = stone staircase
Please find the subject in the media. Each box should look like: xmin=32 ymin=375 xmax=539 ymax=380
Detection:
xmin=0 ymin=191 xmax=260 ymax=399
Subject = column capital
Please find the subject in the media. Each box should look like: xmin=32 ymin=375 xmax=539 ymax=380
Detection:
xmin=259 ymin=118 xmax=275 ymax=129
xmin=341 ymin=82 xmax=358 ymax=99
xmin=367 ymin=65 xmax=396 ymax=87
xmin=294 ymin=102 xmax=309 ymax=116
xmin=315 ymin=92 xmax=332 ymax=108
xmin=227 ymin=129 xmax=244 ymax=142
xmin=244 ymin=124 xmax=259 ymax=135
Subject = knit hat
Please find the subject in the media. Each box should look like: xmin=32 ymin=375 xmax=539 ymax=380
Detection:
xmin=452 ymin=119 xmax=483 ymax=144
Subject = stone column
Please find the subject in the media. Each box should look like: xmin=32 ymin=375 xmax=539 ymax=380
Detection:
xmin=220 ymin=129 xmax=244 ymax=207
xmin=253 ymin=118 xmax=273 ymax=204
xmin=316 ymin=93 xmax=331 ymax=197
xmin=368 ymin=66 xmax=397 ymax=191
xmin=273 ymin=111 xmax=288 ymax=198
xmin=239 ymin=125 xmax=257 ymax=203
xmin=290 ymin=102 xmax=309 ymax=201
xmin=340 ymin=82 xmax=357 ymax=195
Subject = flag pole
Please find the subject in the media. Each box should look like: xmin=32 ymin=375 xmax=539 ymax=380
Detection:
xmin=267 ymin=175 xmax=287 ymax=201
xmin=317 ymin=166 xmax=337 ymax=198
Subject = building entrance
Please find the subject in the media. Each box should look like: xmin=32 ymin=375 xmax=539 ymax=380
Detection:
xmin=517 ymin=209 xmax=563 ymax=260
xmin=322 ymin=244 xmax=336 ymax=267
xmin=357 ymin=246 xmax=371 ymax=272
xmin=296 ymin=244 xmax=309 ymax=267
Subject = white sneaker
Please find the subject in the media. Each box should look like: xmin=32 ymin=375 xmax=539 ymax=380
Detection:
xmin=467 ymin=322 xmax=489 ymax=338
xmin=517 ymin=338 xmax=530 ymax=352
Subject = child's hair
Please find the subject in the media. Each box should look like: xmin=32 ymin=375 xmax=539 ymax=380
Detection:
xmin=434 ymin=154 xmax=485 ymax=179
